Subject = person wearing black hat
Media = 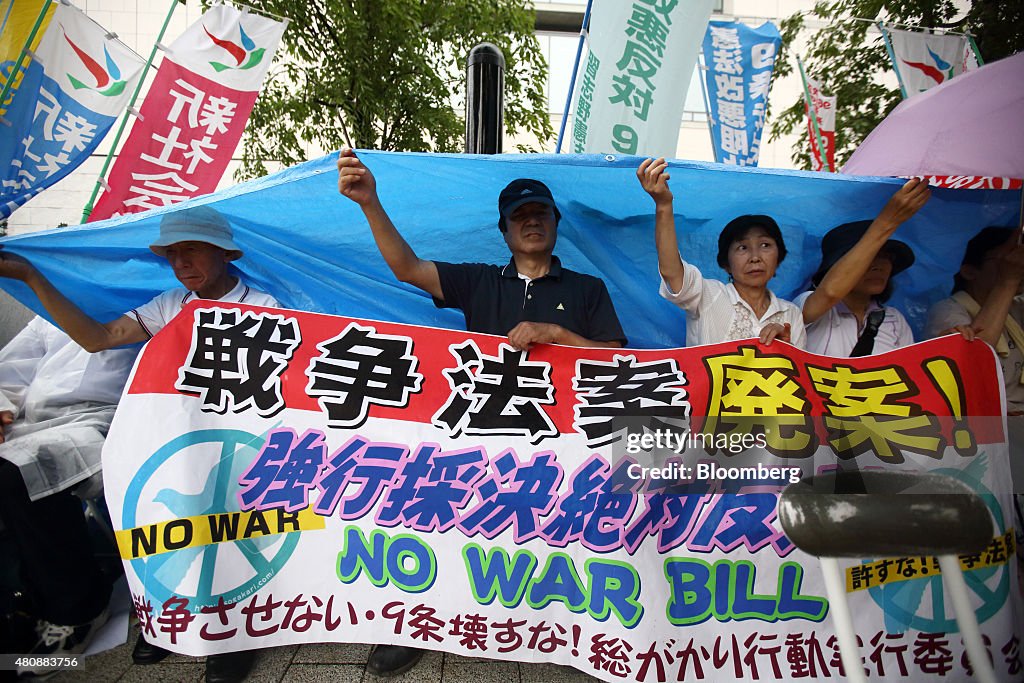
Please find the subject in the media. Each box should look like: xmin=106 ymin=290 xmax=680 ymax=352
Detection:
xmin=927 ymin=226 xmax=1024 ymax=414
xmin=637 ymin=157 xmax=805 ymax=348
xmin=795 ymin=178 xmax=929 ymax=357
xmin=336 ymin=148 xmax=626 ymax=353
xmin=337 ymin=149 xmax=625 ymax=675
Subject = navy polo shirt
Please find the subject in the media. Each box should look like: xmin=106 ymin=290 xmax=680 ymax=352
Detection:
xmin=433 ymin=256 xmax=627 ymax=344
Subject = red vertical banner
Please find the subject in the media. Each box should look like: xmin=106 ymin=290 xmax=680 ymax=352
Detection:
xmin=802 ymin=71 xmax=836 ymax=173
xmin=89 ymin=5 xmax=286 ymax=221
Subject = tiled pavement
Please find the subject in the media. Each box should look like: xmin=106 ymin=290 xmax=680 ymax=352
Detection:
xmin=52 ymin=628 xmax=602 ymax=683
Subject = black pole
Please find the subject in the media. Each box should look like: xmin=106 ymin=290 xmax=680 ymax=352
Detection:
xmin=465 ymin=43 xmax=505 ymax=154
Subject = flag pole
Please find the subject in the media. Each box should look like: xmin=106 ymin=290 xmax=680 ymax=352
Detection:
xmin=697 ymin=53 xmax=719 ymax=163
xmin=966 ymin=33 xmax=985 ymax=66
xmin=0 ymin=0 xmax=55 ymax=125
xmin=796 ymin=55 xmax=830 ymax=172
xmin=80 ymin=0 xmax=182 ymax=223
xmin=555 ymin=0 xmax=593 ymax=153
xmin=877 ymin=22 xmax=908 ymax=99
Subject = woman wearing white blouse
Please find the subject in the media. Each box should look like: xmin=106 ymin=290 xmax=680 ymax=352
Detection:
xmin=638 ymin=158 xmax=805 ymax=349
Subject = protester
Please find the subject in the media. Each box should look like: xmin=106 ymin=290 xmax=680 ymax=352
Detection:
xmin=927 ymin=226 xmax=1024 ymax=414
xmin=338 ymin=147 xmax=626 ymax=675
xmin=0 ymin=317 xmax=136 ymax=675
xmin=795 ymin=178 xmax=930 ymax=356
xmin=0 ymin=205 xmax=277 ymax=683
xmin=637 ymin=157 xmax=805 ymax=348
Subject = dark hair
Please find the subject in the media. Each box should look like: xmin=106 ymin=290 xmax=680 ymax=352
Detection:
xmin=952 ymin=226 xmax=1015 ymax=293
xmin=716 ymin=215 xmax=787 ymax=271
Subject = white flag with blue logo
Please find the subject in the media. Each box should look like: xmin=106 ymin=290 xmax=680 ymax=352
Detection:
xmin=883 ymin=25 xmax=979 ymax=98
xmin=0 ymin=2 xmax=144 ymax=219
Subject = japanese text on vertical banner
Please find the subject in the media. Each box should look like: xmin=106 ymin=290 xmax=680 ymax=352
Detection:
xmin=0 ymin=3 xmax=143 ymax=218
xmin=88 ymin=4 xmax=285 ymax=221
xmin=571 ymin=0 xmax=714 ymax=157
xmin=701 ymin=21 xmax=781 ymax=166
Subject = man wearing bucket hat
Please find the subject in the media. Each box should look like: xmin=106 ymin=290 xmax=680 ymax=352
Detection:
xmin=795 ymin=178 xmax=930 ymax=357
xmin=0 ymin=205 xmax=276 ymax=682
xmin=338 ymin=149 xmax=624 ymax=675
xmin=337 ymin=148 xmax=626 ymax=353
xmin=0 ymin=205 xmax=277 ymax=352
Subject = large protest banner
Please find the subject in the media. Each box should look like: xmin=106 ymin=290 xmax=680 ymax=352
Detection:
xmin=569 ymin=0 xmax=714 ymax=156
xmin=103 ymin=300 xmax=1022 ymax=681
xmin=0 ymin=2 xmax=143 ymax=218
xmin=701 ymin=21 xmax=782 ymax=166
xmin=87 ymin=4 xmax=286 ymax=221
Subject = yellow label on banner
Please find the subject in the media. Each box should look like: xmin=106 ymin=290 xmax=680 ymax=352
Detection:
xmin=116 ymin=507 xmax=326 ymax=559
xmin=0 ymin=0 xmax=55 ymax=114
xmin=845 ymin=530 xmax=1016 ymax=592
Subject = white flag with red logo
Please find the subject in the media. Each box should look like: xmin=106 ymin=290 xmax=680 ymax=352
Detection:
xmin=88 ymin=5 xmax=286 ymax=221
xmin=883 ymin=26 xmax=978 ymax=98
xmin=801 ymin=71 xmax=836 ymax=173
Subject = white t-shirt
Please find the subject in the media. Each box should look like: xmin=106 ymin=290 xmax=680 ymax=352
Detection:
xmin=794 ymin=291 xmax=914 ymax=357
xmin=128 ymin=278 xmax=279 ymax=337
xmin=659 ymin=258 xmax=806 ymax=349
xmin=927 ymin=295 xmax=1024 ymax=412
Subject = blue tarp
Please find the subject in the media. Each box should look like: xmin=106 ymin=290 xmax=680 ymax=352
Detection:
xmin=1 ymin=151 xmax=1019 ymax=349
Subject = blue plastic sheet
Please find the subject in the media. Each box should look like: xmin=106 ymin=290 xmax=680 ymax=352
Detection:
xmin=0 ymin=151 xmax=1019 ymax=349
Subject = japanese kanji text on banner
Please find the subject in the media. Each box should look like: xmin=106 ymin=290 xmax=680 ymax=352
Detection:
xmin=0 ymin=2 xmax=143 ymax=219
xmin=701 ymin=21 xmax=782 ymax=167
xmin=87 ymin=4 xmax=286 ymax=221
xmin=569 ymin=0 xmax=714 ymax=157
xmin=102 ymin=301 xmax=1023 ymax=682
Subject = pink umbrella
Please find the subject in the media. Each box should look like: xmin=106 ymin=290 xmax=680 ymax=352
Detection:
xmin=842 ymin=50 xmax=1024 ymax=181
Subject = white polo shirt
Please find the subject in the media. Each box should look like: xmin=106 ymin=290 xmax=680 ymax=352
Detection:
xmin=794 ymin=292 xmax=914 ymax=357
xmin=659 ymin=258 xmax=806 ymax=349
xmin=128 ymin=278 xmax=279 ymax=337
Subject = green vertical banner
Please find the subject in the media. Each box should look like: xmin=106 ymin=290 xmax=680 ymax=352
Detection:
xmin=569 ymin=0 xmax=715 ymax=157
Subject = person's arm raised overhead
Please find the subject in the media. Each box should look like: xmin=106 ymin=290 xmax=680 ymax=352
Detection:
xmin=637 ymin=157 xmax=685 ymax=294
xmin=803 ymin=178 xmax=929 ymax=324
xmin=337 ymin=148 xmax=443 ymax=300
xmin=0 ymin=252 xmax=146 ymax=352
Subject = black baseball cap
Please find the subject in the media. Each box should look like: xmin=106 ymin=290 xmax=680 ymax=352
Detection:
xmin=498 ymin=179 xmax=561 ymax=230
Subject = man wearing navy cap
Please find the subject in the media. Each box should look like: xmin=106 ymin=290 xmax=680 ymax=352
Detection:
xmin=337 ymin=148 xmax=626 ymax=352
xmin=0 ymin=205 xmax=275 ymax=683
xmin=338 ymin=150 xmax=625 ymax=675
